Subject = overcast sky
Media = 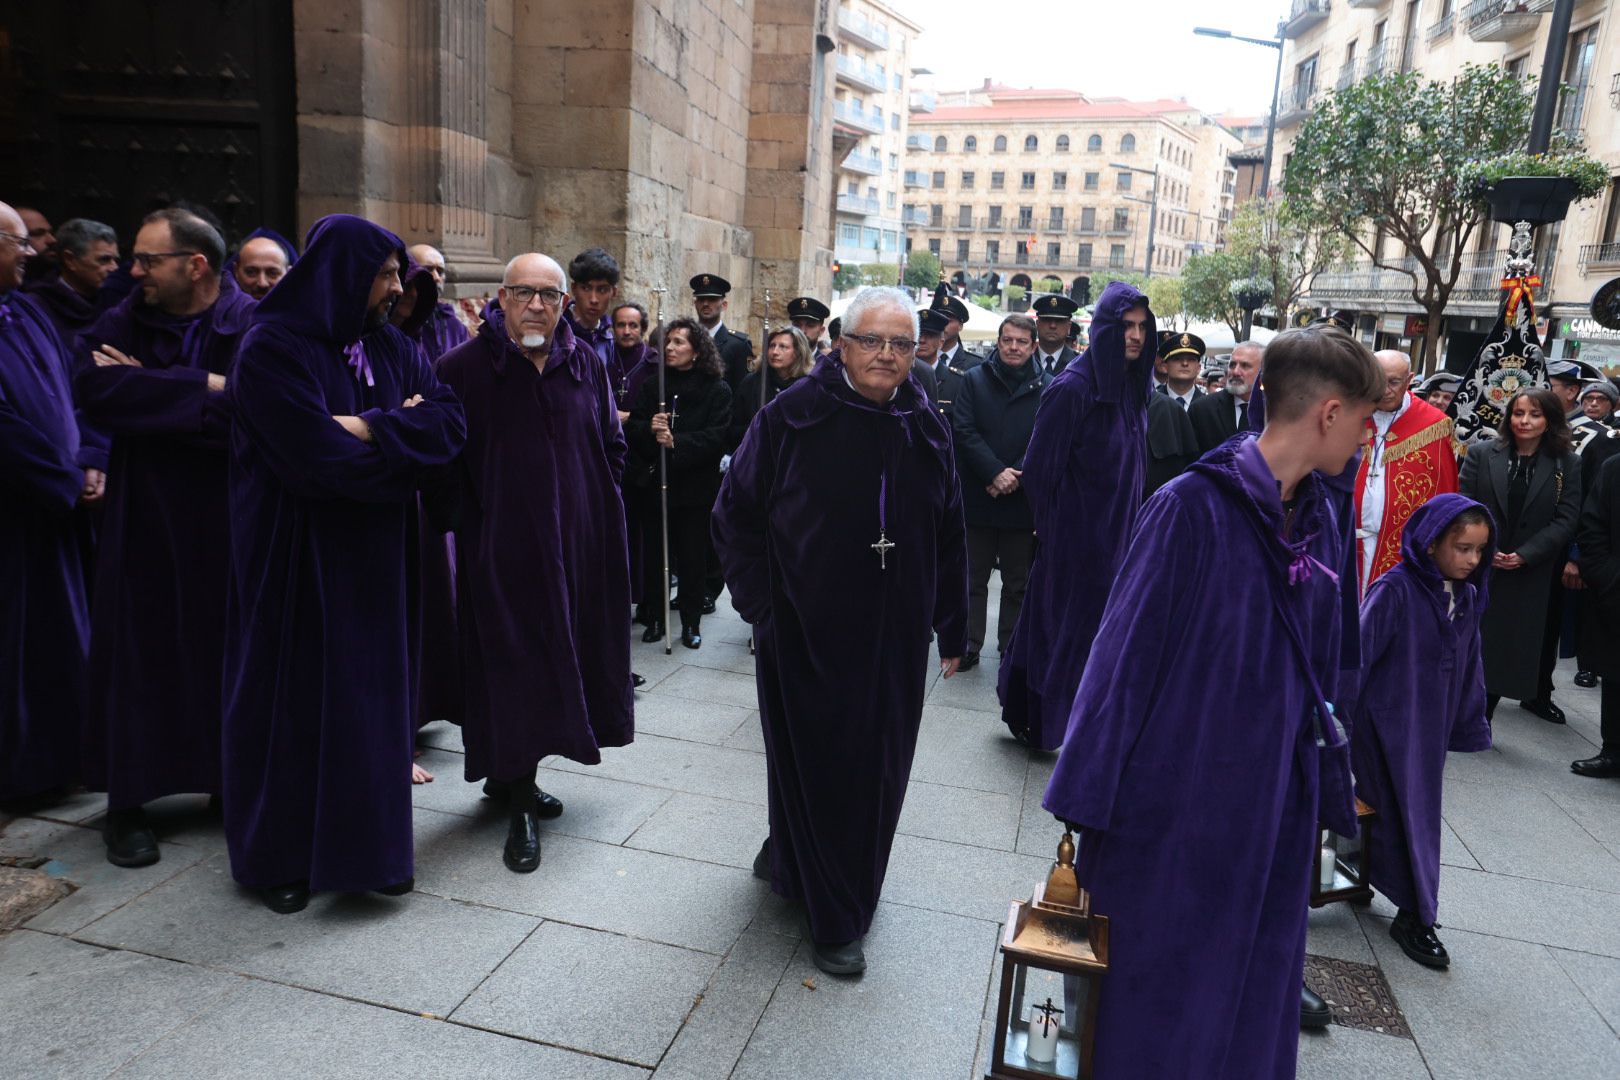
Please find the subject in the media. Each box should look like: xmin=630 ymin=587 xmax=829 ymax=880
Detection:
xmin=890 ymin=0 xmax=1288 ymax=117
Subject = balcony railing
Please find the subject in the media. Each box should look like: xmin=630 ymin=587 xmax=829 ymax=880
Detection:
xmin=1336 ymin=62 xmax=1359 ymax=90
xmin=1074 ymin=224 xmax=1100 ymax=236
xmin=902 ymin=207 xmax=930 ymax=226
xmin=903 ymin=170 xmax=925 ymax=188
xmin=834 ymin=54 xmax=886 ymax=93
xmin=843 ymin=151 xmax=882 ymax=176
xmin=1280 ymin=0 xmax=1331 ymax=39
xmin=979 ymin=217 xmax=1007 ymax=231
xmin=833 ymin=100 xmax=883 ymax=135
xmin=1464 ymin=0 xmax=1542 ymax=42
xmin=1310 ymin=245 xmax=1558 ymax=303
xmin=1426 ymin=13 xmax=1455 ymax=42
xmin=1579 ymin=242 xmax=1620 ymax=274
xmin=1043 ymin=221 xmax=1067 ymax=234
xmin=1276 ymin=81 xmax=1319 ymax=127
xmin=1364 ymin=39 xmax=1389 ymax=77
xmin=1016 ymin=220 xmax=1035 ymax=233
xmin=953 ymin=218 xmax=978 ymax=231
xmin=836 ymin=193 xmax=880 ymax=215
xmin=837 ymin=10 xmax=890 ymax=49
xmin=905 ymin=134 xmax=928 ymax=151
xmin=910 ymin=90 xmax=936 ymax=113
xmin=1346 ymin=0 xmax=1384 ymax=8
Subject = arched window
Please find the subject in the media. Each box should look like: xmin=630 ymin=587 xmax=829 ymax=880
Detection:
xmin=993 ymin=134 xmax=1008 ymax=152
xmin=964 ymin=135 xmax=978 ymax=152
xmin=1023 ymin=134 xmax=1038 ymax=152
xmin=1055 ymin=134 xmax=1070 ymax=152
xmin=934 ymin=135 xmax=947 ymax=152
xmin=1120 ymin=133 xmax=1136 ymax=153
xmin=1086 ymin=133 xmax=1102 ymax=152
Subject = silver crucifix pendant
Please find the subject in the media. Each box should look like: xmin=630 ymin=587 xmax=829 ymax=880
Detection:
xmin=871 ymin=531 xmax=895 ymax=570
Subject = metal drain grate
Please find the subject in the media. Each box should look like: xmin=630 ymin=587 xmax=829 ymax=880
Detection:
xmin=1304 ymin=954 xmax=1412 ymax=1039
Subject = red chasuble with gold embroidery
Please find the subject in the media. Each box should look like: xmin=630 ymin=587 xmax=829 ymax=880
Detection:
xmin=1354 ymin=393 xmax=1459 ymax=590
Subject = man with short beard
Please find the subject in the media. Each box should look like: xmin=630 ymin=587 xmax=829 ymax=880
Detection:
xmin=75 ymin=207 xmax=256 ymax=868
xmin=1190 ymin=340 xmax=1261 ymax=453
xmin=405 ymin=243 xmax=471 ymax=361
xmin=222 ymin=214 xmax=466 ymax=913
xmin=24 ymin=218 xmax=119 ymax=350
xmin=229 ymin=229 xmax=296 ymax=300
xmin=17 ymin=207 xmax=57 ymax=283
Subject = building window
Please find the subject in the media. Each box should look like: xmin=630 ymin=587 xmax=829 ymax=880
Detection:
xmin=1113 ymin=208 xmax=1129 ymax=231
xmin=930 ymin=204 xmax=944 ymax=227
xmin=1120 ymin=133 xmax=1136 ymax=153
xmin=1084 ymin=171 xmax=1099 ymax=191
xmin=839 ymin=222 xmax=859 ymax=243
xmin=961 ymin=171 xmax=976 ymax=189
xmin=1555 ymin=24 xmax=1598 ymax=136
xmin=959 ymin=205 xmax=974 ymax=228
xmin=989 ymin=206 xmax=1004 ymax=227
xmin=987 ymin=239 xmax=1001 ymax=262
xmin=863 ymin=226 xmax=880 ymax=248
xmin=1078 ymin=242 xmax=1092 ymax=266
xmin=1048 ymin=208 xmax=1064 ymax=229
xmin=890 ymin=114 xmax=900 ymax=131
xmin=964 ymin=135 xmax=978 ymax=152
xmin=886 ymin=192 xmax=896 ymax=209
xmin=1056 ymin=135 xmax=1070 ymax=152
xmin=928 ymin=238 xmax=941 ymax=256
xmin=991 ymin=171 xmax=1006 ymax=190
xmin=1117 ymin=172 xmax=1132 ymax=192
xmin=1081 ymin=207 xmax=1096 ymax=230
xmin=932 ymin=171 xmax=946 ymax=189
xmin=1024 ymin=134 xmax=1039 ymax=152
xmin=1601 ymin=177 xmax=1620 ymax=244
xmin=889 ymin=153 xmax=898 ymax=170
xmin=1047 ymin=242 xmax=1062 ymax=266
xmin=1087 ymin=133 xmax=1102 ymax=152
xmin=1109 ymin=243 xmax=1126 ymax=267
xmin=1053 ymin=171 xmax=1067 ymax=191
xmin=956 ymin=239 xmax=970 ymax=262
xmin=1020 ymin=171 xmax=1036 ymax=191
xmin=934 ymin=135 xmax=948 ymax=152
xmin=1017 ymin=206 xmax=1034 ymax=229
xmin=1015 ymin=241 xmax=1031 ymax=265
xmin=993 ymin=135 xmax=1008 ymax=152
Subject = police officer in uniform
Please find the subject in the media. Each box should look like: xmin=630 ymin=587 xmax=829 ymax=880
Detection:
xmin=1031 ymin=293 xmax=1080 ymax=376
xmin=691 ymin=273 xmax=755 ymax=390
xmin=786 ymin=295 xmax=830 ymax=353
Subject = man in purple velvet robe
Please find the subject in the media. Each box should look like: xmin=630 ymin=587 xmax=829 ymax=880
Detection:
xmin=611 ymin=300 xmax=658 ymax=633
xmin=75 ymin=207 xmax=255 ymax=867
xmin=1353 ymin=493 xmax=1493 ymax=969
xmin=222 ymin=214 xmax=466 ymax=914
xmin=436 ymin=253 xmax=634 ymax=874
xmin=24 ymin=218 xmax=120 ymax=354
xmin=1042 ymin=326 xmax=1382 ymax=1079
xmin=562 ymin=247 xmax=618 ymax=376
xmin=406 ymin=244 xmax=472 ymax=362
xmin=998 ymin=280 xmax=1154 ymax=750
xmin=713 ymin=286 xmax=969 ymax=976
xmin=0 ymin=201 xmax=90 ymax=804
xmin=226 ymin=227 xmax=297 ymax=301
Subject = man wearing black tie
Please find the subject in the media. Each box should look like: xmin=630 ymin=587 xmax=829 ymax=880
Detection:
xmin=1154 ymin=331 xmax=1205 ymax=410
xmin=1189 ymin=340 xmax=1262 ymax=453
xmin=1031 ymin=293 xmax=1080 ymax=376
xmin=691 ymin=273 xmax=755 ymax=390
xmin=935 ymin=293 xmax=984 ymax=370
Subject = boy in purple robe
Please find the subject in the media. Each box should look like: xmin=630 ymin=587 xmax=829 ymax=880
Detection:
xmin=1353 ymin=493 xmax=1493 ymax=969
xmin=405 ymin=244 xmax=472 ymax=362
xmin=436 ymin=253 xmax=634 ymax=874
xmin=221 ymin=214 xmax=466 ymax=914
xmin=998 ymin=280 xmax=1154 ymax=750
xmin=562 ymin=247 xmax=618 ymax=376
xmin=713 ymin=286 xmax=969 ymax=976
xmin=1043 ymin=326 xmax=1383 ymax=1078
xmin=75 ymin=207 xmax=255 ymax=867
xmin=0 ymin=201 xmax=90 ymax=803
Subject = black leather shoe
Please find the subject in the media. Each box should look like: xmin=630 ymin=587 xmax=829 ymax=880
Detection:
xmin=1390 ymin=909 xmax=1449 ymax=968
xmin=681 ymin=625 xmax=702 ymax=649
xmin=1574 ymin=670 xmax=1599 ymax=688
xmin=263 ymin=881 xmax=310 ymax=914
xmin=811 ymin=938 xmax=866 ymax=976
xmin=103 ymin=808 xmax=160 ymax=868
xmin=534 ymin=788 xmax=564 ymax=819
xmin=375 ymin=877 xmax=414 ymax=896
xmin=1520 ymin=698 xmax=1567 ymax=724
xmin=632 ymin=673 xmax=646 ymax=688
xmin=957 ymin=651 xmax=980 ymax=671
xmin=642 ymin=621 xmax=665 ymax=643
xmin=1300 ymin=986 xmax=1331 ymax=1029
xmin=504 ymin=808 xmax=541 ymax=873
xmin=752 ymin=838 xmax=771 ymax=881
xmin=1572 ymin=753 xmax=1620 ymax=778
xmin=702 ymin=595 xmax=718 ymax=615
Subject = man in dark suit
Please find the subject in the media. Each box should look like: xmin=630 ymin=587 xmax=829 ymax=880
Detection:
xmin=1189 ymin=339 xmax=1262 ymax=453
xmin=916 ymin=287 xmax=980 ymax=423
xmin=691 ymin=273 xmax=754 ymax=390
xmin=1032 ymin=293 xmax=1080 ymax=376
xmin=1154 ymin=331 xmax=1206 ymax=411
xmin=786 ymin=295 xmax=830 ymax=354
xmin=935 ymin=292 xmax=984 ymax=370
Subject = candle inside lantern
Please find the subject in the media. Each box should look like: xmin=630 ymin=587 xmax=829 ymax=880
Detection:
xmin=1025 ymin=996 xmax=1063 ymax=1064
xmin=1319 ymin=845 xmax=1336 ymax=889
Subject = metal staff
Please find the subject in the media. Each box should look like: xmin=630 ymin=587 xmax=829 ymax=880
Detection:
xmin=651 ymin=284 xmax=673 ymax=655
xmin=759 ymin=288 xmax=772 ymax=413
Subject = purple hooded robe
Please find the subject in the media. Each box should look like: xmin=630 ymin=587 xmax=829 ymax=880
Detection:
xmin=435 ymin=303 xmax=633 ymax=779
xmin=0 ymin=291 xmax=89 ymax=800
xmin=998 ymin=281 xmax=1154 ymax=750
xmin=221 ymin=215 xmax=466 ymax=892
xmin=1043 ymin=433 xmax=1354 ymax=1080
xmin=221 ymin=226 xmax=299 ymax=290
xmin=712 ymin=359 xmax=969 ymax=944
xmin=75 ymin=272 xmax=257 ymax=809
xmin=613 ymin=340 xmax=658 ymax=606
xmin=1352 ymin=493 xmax=1493 ymax=926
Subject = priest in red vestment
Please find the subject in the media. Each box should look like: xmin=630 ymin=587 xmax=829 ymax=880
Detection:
xmin=1354 ymin=350 xmax=1459 ymax=594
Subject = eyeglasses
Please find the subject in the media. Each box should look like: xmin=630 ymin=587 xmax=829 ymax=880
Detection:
xmin=131 ymin=250 xmax=197 ymax=270
xmin=0 ymin=230 xmax=36 ymax=253
xmin=503 ymin=285 xmax=565 ymax=308
xmin=844 ymin=334 xmax=917 ymax=356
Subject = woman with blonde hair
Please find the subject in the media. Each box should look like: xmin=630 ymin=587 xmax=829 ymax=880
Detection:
xmin=729 ymin=325 xmax=814 ymax=450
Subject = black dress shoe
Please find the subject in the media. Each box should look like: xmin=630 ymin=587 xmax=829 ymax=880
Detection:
xmin=504 ymin=808 xmax=541 ymax=873
xmin=811 ymin=938 xmax=866 ymax=976
xmin=534 ymin=788 xmax=564 ymax=819
xmin=1520 ymin=698 xmax=1567 ymax=724
xmin=681 ymin=625 xmax=702 ymax=649
xmin=957 ymin=651 xmax=980 ymax=672
xmin=1574 ymin=670 xmax=1599 ymax=688
xmin=752 ymin=838 xmax=771 ymax=881
xmin=632 ymin=672 xmax=646 ymax=688
xmin=642 ymin=621 xmax=665 ymax=643
xmin=1572 ymin=753 xmax=1620 ymax=778
xmin=702 ymin=595 xmax=717 ymax=615
xmin=263 ymin=881 xmax=310 ymax=914
xmin=1390 ymin=909 xmax=1449 ymax=969
xmin=1300 ymin=986 xmax=1331 ymax=1029
xmin=103 ymin=808 xmax=160 ymax=868
xmin=375 ymin=877 xmax=414 ymax=896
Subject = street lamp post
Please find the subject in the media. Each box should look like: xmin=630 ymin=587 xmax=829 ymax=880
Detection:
xmin=1112 ymin=161 xmax=1160 ymax=278
xmin=1194 ymin=26 xmax=1284 ymax=198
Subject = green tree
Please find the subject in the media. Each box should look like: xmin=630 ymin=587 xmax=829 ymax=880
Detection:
xmin=1224 ymin=197 xmax=1346 ymax=327
xmin=860 ymin=263 xmax=900 ymax=287
xmin=903 ymin=250 xmax=943 ymax=290
xmin=1145 ymin=275 xmax=1186 ymax=331
xmin=1182 ymin=251 xmax=1247 ymax=340
xmin=1283 ymin=64 xmax=1536 ymax=366
xmin=833 ymin=262 xmax=862 ymax=292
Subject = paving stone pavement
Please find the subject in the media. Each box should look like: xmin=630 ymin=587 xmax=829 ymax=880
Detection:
xmin=2 ymin=590 xmax=1618 ymax=1078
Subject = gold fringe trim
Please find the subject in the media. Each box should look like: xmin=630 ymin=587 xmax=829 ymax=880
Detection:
xmin=1372 ymin=418 xmax=1454 ymax=465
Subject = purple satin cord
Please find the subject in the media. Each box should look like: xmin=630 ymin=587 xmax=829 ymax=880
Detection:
xmin=878 ymin=471 xmax=887 ymax=533
xmin=0 ymin=298 xmax=13 ymax=327
xmin=1287 ymin=543 xmax=1339 ymax=587
xmin=344 ymin=340 xmax=374 ymax=387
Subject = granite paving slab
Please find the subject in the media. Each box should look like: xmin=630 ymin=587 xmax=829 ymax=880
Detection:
xmin=631 ymin=690 xmax=755 ymax=746
xmin=20 ymin=819 xmax=208 ymax=935
xmin=895 ymin=778 xmax=1021 ymax=851
xmin=624 ymin=790 xmax=767 ymax=869
xmin=543 ymin=732 xmax=770 ymax=805
xmin=652 ymin=928 xmax=799 ymax=1079
xmin=1441 ymin=776 xmax=1620 ymax=892
xmin=882 ymin=832 xmax=1050 ymax=923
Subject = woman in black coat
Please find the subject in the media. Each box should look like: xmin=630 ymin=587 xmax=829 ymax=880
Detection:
xmin=625 ymin=317 xmax=732 ymax=648
xmin=728 ymin=326 xmax=814 ymax=451
xmin=1460 ymin=387 xmax=1582 ymax=720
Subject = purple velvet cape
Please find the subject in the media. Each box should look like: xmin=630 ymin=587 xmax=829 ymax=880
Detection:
xmin=435 ymin=304 xmax=633 ymax=777
xmin=1352 ymin=493 xmax=1493 ymax=926
xmin=563 ymin=304 xmax=613 ymax=374
xmin=221 ymin=214 xmax=466 ymax=892
xmin=712 ymin=360 xmax=969 ymax=943
xmin=998 ymin=281 xmax=1154 ymax=749
xmin=75 ymin=273 xmax=256 ymax=808
xmin=1043 ymin=434 xmax=1354 ymax=1079
xmin=612 ymin=341 xmax=658 ymax=605
xmin=23 ymin=276 xmax=100 ymax=357
xmin=0 ymin=291 xmax=89 ymax=799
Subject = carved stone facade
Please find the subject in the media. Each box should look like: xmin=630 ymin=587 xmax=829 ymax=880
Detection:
xmin=291 ymin=0 xmax=837 ymax=321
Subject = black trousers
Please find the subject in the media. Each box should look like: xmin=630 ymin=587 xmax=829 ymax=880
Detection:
xmin=966 ymin=526 xmax=1036 ymax=655
xmin=1601 ymin=679 xmax=1620 ymax=754
xmin=642 ymin=501 xmax=710 ymax=627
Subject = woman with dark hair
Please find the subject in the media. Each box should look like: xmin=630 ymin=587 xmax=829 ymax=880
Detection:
xmin=729 ymin=326 xmax=813 ymax=450
xmin=625 ymin=317 xmax=732 ymax=648
xmin=1460 ymin=387 xmax=1582 ymax=721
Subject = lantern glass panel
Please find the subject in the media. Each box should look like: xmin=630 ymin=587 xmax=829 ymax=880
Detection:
xmin=1001 ymin=960 xmax=1085 ymax=1078
xmin=1318 ymin=826 xmax=1363 ymax=892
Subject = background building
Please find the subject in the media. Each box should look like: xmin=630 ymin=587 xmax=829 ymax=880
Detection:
xmin=1270 ymin=0 xmax=1620 ymax=369
xmin=903 ymin=83 xmax=1240 ymax=299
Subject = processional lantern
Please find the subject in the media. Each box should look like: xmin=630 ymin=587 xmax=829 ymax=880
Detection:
xmin=1309 ymin=798 xmax=1376 ymax=907
xmin=986 ymin=831 xmax=1109 ymax=1080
